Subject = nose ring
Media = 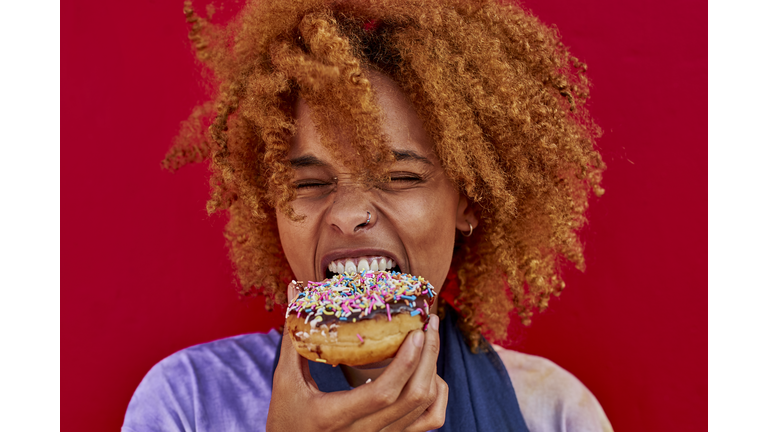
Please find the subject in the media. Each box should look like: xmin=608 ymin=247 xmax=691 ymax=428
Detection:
xmin=363 ymin=211 xmax=371 ymax=226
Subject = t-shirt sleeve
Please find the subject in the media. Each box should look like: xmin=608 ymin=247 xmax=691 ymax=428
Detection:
xmin=121 ymin=355 xmax=198 ymax=432
xmin=122 ymin=330 xmax=281 ymax=432
xmin=493 ymin=345 xmax=614 ymax=432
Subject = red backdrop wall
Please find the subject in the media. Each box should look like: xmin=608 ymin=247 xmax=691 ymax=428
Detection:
xmin=62 ymin=0 xmax=707 ymax=430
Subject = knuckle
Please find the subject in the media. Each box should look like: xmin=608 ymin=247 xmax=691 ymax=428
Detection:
xmin=429 ymin=382 xmax=439 ymax=402
xmin=314 ymin=416 xmax=336 ymax=431
xmin=407 ymin=383 xmax=431 ymax=406
xmin=425 ymin=339 xmax=440 ymax=357
xmin=439 ymin=378 xmax=449 ymax=393
xmin=375 ymin=388 xmax=400 ymax=406
xmin=428 ymin=411 xmax=447 ymax=429
xmin=426 ymin=382 xmax=438 ymax=404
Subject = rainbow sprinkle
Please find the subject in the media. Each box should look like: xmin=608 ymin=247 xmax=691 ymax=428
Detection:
xmin=287 ymin=271 xmax=436 ymax=325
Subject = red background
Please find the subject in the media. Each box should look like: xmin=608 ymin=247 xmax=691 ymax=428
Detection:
xmin=62 ymin=0 xmax=706 ymax=430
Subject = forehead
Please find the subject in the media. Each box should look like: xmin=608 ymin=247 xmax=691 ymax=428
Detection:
xmin=289 ymin=71 xmax=435 ymax=161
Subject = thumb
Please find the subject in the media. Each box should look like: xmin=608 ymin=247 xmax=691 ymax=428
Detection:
xmin=278 ymin=322 xmax=319 ymax=391
xmin=275 ymin=281 xmax=318 ymax=391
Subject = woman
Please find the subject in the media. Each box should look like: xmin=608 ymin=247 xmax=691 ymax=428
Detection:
xmin=123 ymin=0 xmax=611 ymax=430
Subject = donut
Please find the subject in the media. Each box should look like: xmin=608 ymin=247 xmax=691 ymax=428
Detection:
xmin=285 ymin=271 xmax=436 ymax=366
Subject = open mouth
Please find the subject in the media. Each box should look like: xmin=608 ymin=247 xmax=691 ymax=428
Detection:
xmin=324 ymin=256 xmax=402 ymax=279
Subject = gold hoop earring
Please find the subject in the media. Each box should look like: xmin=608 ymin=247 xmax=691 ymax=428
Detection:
xmin=461 ymin=222 xmax=473 ymax=237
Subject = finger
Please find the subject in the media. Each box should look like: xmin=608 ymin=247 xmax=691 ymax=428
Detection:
xmin=406 ymin=314 xmax=441 ymax=391
xmin=380 ymin=371 xmax=438 ymax=432
xmin=405 ymin=375 xmax=449 ymax=432
xmin=351 ymin=316 xmax=440 ymax=427
xmin=267 ymin=325 xmax=320 ymax=431
xmin=392 ymin=315 xmax=440 ymax=408
xmin=287 ymin=280 xmax=301 ymax=304
xmin=281 ymin=281 xmax=318 ymax=387
xmin=275 ymin=312 xmax=318 ymax=392
xmin=375 ymin=315 xmax=442 ymax=429
xmin=335 ymin=329 xmax=425 ymax=417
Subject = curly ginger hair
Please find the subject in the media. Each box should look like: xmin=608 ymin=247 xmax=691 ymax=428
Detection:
xmin=164 ymin=0 xmax=605 ymax=348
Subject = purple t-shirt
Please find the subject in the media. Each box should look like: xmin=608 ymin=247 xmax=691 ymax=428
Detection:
xmin=122 ymin=325 xmax=612 ymax=431
xmin=122 ymin=330 xmax=282 ymax=432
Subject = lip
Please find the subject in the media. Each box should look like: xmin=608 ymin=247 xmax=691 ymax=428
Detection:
xmin=319 ymin=248 xmax=404 ymax=279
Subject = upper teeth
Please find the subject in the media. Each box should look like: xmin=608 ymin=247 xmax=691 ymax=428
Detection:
xmin=328 ymin=257 xmax=395 ymax=275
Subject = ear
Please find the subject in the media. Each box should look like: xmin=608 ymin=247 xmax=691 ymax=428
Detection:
xmin=455 ymin=195 xmax=479 ymax=234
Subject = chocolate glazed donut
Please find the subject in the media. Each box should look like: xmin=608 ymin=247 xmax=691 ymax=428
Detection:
xmin=285 ymin=271 xmax=436 ymax=366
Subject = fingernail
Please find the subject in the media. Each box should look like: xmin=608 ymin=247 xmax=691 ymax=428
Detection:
xmin=429 ymin=314 xmax=439 ymax=331
xmin=412 ymin=329 xmax=425 ymax=348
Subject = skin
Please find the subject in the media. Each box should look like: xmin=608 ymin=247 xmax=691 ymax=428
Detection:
xmin=267 ymin=71 xmax=479 ymax=431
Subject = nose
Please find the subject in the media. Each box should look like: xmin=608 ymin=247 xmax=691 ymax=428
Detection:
xmin=325 ymin=182 xmax=374 ymax=234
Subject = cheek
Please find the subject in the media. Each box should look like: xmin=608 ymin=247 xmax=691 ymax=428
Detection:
xmin=394 ymin=183 xmax=459 ymax=285
xmin=275 ymin=212 xmax=312 ymax=278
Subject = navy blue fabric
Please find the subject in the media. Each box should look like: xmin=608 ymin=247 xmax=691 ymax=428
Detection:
xmin=435 ymin=306 xmax=529 ymax=431
xmin=307 ymin=358 xmax=352 ymax=392
xmin=272 ymin=306 xmax=529 ymax=431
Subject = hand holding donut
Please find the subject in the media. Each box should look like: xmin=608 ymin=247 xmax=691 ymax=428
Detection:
xmin=266 ymin=275 xmax=448 ymax=432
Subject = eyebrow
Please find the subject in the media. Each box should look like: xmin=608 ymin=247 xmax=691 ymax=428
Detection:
xmin=289 ymin=150 xmax=433 ymax=168
xmin=392 ymin=150 xmax=433 ymax=166
xmin=289 ymin=155 xmax=329 ymax=168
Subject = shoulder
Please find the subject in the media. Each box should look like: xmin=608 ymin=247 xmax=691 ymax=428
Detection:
xmin=161 ymin=329 xmax=282 ymax=371
xmin=492 ymin=344 xmax=614 ymax=432
xmin=122 ymin=330 xmax=282 ymax=432
xmin=141 ymin=329 xmax=282 ymax=391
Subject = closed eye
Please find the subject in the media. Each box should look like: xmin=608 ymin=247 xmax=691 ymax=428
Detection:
xmin=376 ymin=172 xmax=426 ymax=191
xmin=390 ymin=175 xmax=423 ymax=182
xmin=389 ymin=171 xmax=424 ymax=183
xmin=295 ymin=180 xmax=332 ymax=189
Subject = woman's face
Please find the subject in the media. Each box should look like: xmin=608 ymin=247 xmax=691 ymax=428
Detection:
xmin=276 ymin=72 xmax=475 ymax=299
